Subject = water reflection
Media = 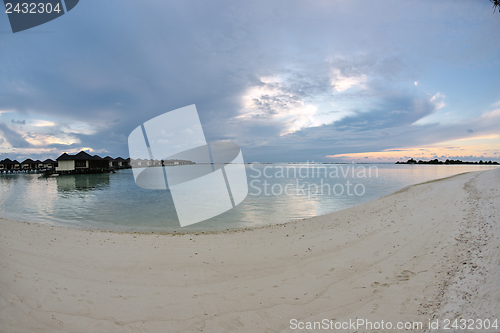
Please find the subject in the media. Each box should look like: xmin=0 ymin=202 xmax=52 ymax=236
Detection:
xmin=0 ymin=165 xmax=498 ymax=232
xmin=56 ymin=173 xmax=110 ymax=192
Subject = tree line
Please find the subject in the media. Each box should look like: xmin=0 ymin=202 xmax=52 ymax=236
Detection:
xmin=396 ymin=158 xmax=499 ymax=165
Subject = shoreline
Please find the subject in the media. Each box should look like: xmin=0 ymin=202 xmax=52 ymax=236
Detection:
xmin=0 ymin=170 xmax=484 ymax=235
xmin=1 ymin=168 xmax=499 ymax=332
xmin=0 ymin=171 xmax=472 ymax=236
xmin=0 ymin=172 xmax=474 ymax=236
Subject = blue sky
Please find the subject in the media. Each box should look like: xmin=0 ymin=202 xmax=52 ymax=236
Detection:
xmin=1 ymin=0 xmax=500 ymax=162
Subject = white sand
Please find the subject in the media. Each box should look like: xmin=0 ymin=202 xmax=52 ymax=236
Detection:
xmin=1 ymin=168 xmax=499 ymax=332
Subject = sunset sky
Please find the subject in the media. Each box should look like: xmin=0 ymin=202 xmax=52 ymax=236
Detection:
xmin=1 ymin=0 xmax=500 ymax=163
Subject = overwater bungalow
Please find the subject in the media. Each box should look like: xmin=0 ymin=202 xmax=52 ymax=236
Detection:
xmin=113 ymin=157 xmax=125 ymax=168
xmin=1 ymin=159 xmax=21 ymax=171
xmin=163 ymin=159 xmax=177 ymax=166
xmin=42 ymin=159 xmax=57 ymax=169
xmin=1 ymin=153 xmax=130 ymax=175
xmin=130 ymin=158 xmax=152 ymax=167
xmin=35 ymin=160 xmax=44 ymax=169
xmin=92 ymin=155 xmax=104 ymax=163
xmin=0 ymin=158 xmax=56 ymax=172
xmin=103 ymin=156 xmax=115 ymax=168
xmin=163 ymin=159 xmax=196 ymax=166
xmin=0 ymin=158 xmax=20 ymax=170
xmin=130 ymin=158 xmax=142 ymax=167
xmin=12 ymin=160 xmax=20 ymax=170
xmin=21 ymin=158 xmax=38 ymax=170
xmin=128 ymin=158 xmax=196 ymax=168
xmin=55 ymin=151 xmax=111 ymax=174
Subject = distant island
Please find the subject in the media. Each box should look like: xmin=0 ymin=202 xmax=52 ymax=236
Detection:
xmin=396 ymin=158 xmax=499 ymax=165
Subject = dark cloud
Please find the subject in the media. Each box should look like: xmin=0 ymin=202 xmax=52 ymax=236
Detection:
xmin=0 ymin=123 xmax=31 ymax=148
xmin=332 ymin=96 xmax=437 ymax=132
xmin=1 ymin=0 xmax=499 ymax=161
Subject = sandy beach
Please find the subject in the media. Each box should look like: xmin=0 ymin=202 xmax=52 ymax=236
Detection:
xmin=1 ymin=168 xmax=499 ymax=333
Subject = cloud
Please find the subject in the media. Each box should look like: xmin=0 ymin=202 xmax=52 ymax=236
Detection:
xmin=0 ymin=123 xmax=31 ymax=148
xmin=237 ymin=75 xmax=323 ymax=135
xmin=331 ymin=95 xmax=439 ymax=132
xmin=331 ymin=69 xmax=367 ymax=92
xmin=481 ymin=109 xmax=500 ymax=120
xmin=1 ymin=0 xmax=500 ymax=162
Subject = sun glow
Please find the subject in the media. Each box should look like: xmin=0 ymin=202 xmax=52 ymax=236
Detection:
xmin=238 ymin=76 xmax=322 ymax=135
xmin=327 ymin=135 xmax=500 ymax=163
xmin=330 ymin=69 xmax=367 ymax=92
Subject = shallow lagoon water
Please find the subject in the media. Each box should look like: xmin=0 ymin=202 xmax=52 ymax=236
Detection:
xmin=0 ymin=164 xmax=497 ymax=232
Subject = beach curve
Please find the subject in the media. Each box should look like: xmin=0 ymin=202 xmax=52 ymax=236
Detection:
xmin=0 ymin=168 xmax=499 ymax=332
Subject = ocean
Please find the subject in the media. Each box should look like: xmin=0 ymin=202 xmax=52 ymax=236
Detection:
xmin=0 ymin=163 xmax=497 ymax=232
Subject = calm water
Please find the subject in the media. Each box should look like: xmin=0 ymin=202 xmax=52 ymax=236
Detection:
xmin=0 ymin=164 xmax=497 ymax=232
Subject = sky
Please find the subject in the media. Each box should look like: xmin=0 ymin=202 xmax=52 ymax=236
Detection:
xmin=1 ymin=0 xmax=500 ymax=163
